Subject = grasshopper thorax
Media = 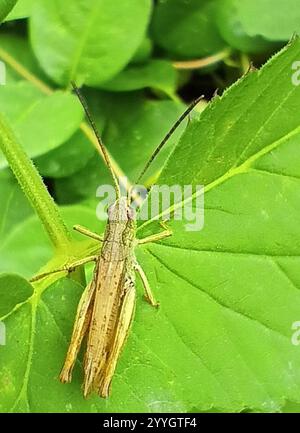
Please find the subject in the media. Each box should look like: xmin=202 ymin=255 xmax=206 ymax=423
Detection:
xmin=104 ymin=197 xmax=136 ymax=255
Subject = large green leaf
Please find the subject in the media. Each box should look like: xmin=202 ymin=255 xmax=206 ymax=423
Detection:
xmin=30 ymin=0 xmax=152 ymax=86
xmin=2 ymin=40 xmax=300 ymax=412
xmin=151 ymin=0 xmax=225 ymax=59
xmin=137 ymin=37 xmax=300 ymax=410
xmin=0 ymin=82 xmax=84 ymax=168
xmin=0 ymin=274 xmax=33 ymax=317
xmin=216 ymin=0 xmax=300 ymax=52
xmin=156 ymin=40 xmax=300 ymax=189
xmin=0 ymin=176 xmax=33 ymax=241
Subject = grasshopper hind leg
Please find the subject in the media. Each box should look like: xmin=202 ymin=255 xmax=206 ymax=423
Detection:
xmin=83 ymin=277 xmax=136 ymax=398
xmin=59 ymin=281 xmax=96 ymax=384
xmin=97 ymin=283 xmax=136 ymax=398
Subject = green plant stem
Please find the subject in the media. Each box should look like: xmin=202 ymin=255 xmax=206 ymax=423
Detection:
xmin=172 ymin=48 xmax=231 ymax=70
xmin=0 ymin=113 xmax=71 ymax=250
xmin=240 ymin=53 xmax=251 ymax=74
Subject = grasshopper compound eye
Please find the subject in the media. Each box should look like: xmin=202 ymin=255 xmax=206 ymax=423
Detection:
xmin=127 ymin=206 xmax=136 ymax=220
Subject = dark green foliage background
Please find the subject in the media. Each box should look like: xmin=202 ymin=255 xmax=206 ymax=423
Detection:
xmin=0 ymin=0 xmax=300 ymax=413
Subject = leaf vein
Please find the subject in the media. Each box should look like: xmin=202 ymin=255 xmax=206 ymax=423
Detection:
xmin=147 ymin=248 xmax=290 ymax=342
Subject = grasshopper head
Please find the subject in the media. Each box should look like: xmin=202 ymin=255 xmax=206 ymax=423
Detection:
xmin=107 ymin=197 xmax=136 ymax=223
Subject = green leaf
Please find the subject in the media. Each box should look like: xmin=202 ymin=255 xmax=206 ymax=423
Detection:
xmin=151 ymin=0 xmax=225 ymax=59
xmin=157 ymin=39 xmax=300 ymax=189
xmin=0 ymin=0 xmax=18 ymax=22
xmin=0 ymin=278 xmax=100 ymax=412
xmin=0 ymin=33 xmax=50 ymax=84
xmin=34 ymin=131 xmax=96 ymax=179
xmin=30 ymin=0 xmax=152 ymax=86
xmin=99 ymin=60 xmax=178 ymax=96
xmin=216 ymin=0 xmax=300 ymax=52
xmin=4 ymin=0 xmax=32 ymax=21
xmin=1 ymin=276 xmax=162 ymax=412
xmin=131 ymin=37 xmax=153 ymax=65
xmin=0 ymin=176 xmax=33 ymax=241
xmin=0 ymin=274 xmax=33 ymax=317
xmin=0 ymin=82 xmax=84 ymax=169
xmin=135 ymin=39 xmax=300 ymax=411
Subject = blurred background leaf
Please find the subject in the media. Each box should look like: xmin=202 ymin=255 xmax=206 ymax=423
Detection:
xmin=30 ymin=0 xmax=152 ymax=86
xmin=216 ymin=0 xmax=300 ymax=52
xmin=4 ymin=0 xmax=32 ymax=21
xmin=99 ymin=60 xmax=179 ymax=98
xmin=0 ymin=33 xmax=51 ymax=83
xmin=0 ymin=82 xmax=84 ymax=168
xmin=151 ymin=0 xmax=225 ymax=59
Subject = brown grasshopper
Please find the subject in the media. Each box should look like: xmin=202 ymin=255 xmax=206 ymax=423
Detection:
xmin=31 ymin=84 xmax=202 ymax=398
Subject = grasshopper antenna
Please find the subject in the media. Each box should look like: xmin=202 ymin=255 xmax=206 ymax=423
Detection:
xmin=135 ymin=95 xmax=204 ymax=186
xmin=71 ymin=82 xmax=121 ymax=200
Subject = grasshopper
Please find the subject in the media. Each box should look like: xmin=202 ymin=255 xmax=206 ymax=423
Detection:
xmin=31 ymin=84 xmax=202 ymax=398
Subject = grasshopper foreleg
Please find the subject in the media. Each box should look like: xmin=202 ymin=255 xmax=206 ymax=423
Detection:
xmin=138 ymin=221 xmax=172 ymax=245
xmin=73 ymin=225 xmax=104 ymax=242
xmin=30 ymin=255 xmax=98 ymax=282
xmin=136 ymin=222 xmax=172 ymax=307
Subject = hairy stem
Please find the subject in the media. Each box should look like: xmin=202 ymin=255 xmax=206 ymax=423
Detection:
xmin=0 ymin=113 xmax=70 ymax=249
xmin=172 ymin=48 xmax=231 ymax=70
